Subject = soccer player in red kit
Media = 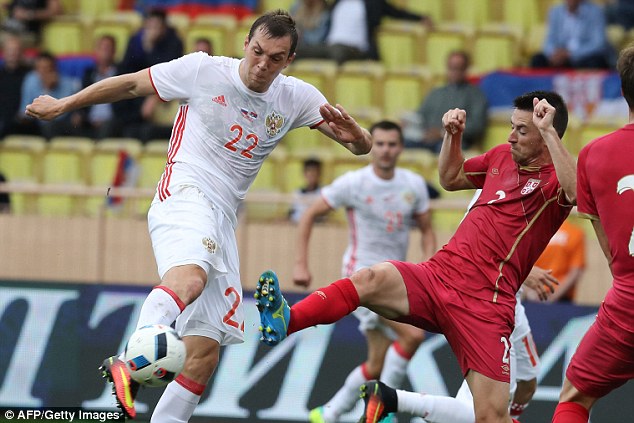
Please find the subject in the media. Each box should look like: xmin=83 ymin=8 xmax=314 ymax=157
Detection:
xmin=256 ymin=90 xmax=577 ymax=423
xmin=551 ymin=45 xmax=634 ymax=423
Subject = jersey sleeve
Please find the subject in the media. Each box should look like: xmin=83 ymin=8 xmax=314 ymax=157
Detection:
xmin=413 ymin=175 xmax=431 ymax=215
xmin=463 ymin=149 xmax=492 ymax=188
xmin=576 ymin=144 xmax=599 ymax=220
xmin=149 ymin=52 xmax=206 ymax=102
xmin=288 ymin=78 xmax=328 ymax=129
xmin=321 ymin=172 xmax=355 ymax=209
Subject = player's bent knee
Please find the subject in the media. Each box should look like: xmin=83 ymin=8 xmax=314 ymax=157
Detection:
xmin=162 ymin=264 xmax=208 ymax=305
xmin=351 ymin=263 xmax=392 ymax=296
xmin=398 ymin=329 xmax=425 ymax=350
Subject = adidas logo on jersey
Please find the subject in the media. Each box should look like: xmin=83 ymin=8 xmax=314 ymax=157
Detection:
xmin=212 ymin=95 xmax=227 ymax=107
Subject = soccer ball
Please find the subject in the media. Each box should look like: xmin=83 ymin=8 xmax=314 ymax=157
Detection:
xmin=124 ymin=324 xmax=186 ymax=387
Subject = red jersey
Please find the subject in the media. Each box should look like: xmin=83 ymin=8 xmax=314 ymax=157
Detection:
xmin=428 ymin=144 xmax=572 ymax=308
xmin=577 ymin=124 xmax=634 ymax=331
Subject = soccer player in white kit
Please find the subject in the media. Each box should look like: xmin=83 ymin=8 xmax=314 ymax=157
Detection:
xmin=25 ymin=10 xmax=372 ymax=422
xmin=289 ymin=121 xmax=437 ymax=423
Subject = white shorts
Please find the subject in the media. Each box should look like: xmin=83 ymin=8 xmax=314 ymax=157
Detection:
xmin=511 ymin=299 xmax=540 ymax=382
xmin=148 ymin=185 xmax=245 ymax=346
xmin=352 ymin=307 xmax=397 ymax=340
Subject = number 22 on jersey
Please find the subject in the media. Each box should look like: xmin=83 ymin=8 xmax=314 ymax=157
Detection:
xmin=224 ymin=124 xmax=259 ymax=159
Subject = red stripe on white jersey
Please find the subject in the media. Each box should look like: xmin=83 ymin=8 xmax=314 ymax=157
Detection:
xmin=522 ymin=333 xmax=539 ymax=367
xmin=148 ymin=68 xmax=168 ymax=102
xmin=158 ymin=105 xmax=188 ymax=201
xmin=310 ymin=119 xmax=325 ymax=129
xmin=345 ymin=207 xmax=358 ymax=277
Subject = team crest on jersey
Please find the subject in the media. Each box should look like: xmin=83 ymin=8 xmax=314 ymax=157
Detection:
xmin=202 ymin=237 xmax=217 ymax=254
xmin=521 ymin=178 xmax=541 ymax=195
xmin=265 ymin=111 xmax=284 ymax=137
xmin=402 ymin=191 xmax=415 ymax=205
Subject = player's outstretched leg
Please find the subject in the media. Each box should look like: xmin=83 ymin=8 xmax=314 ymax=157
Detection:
xmin=100 ymin=356 xmax=140 ymax=419
xmin=358 ymin=380 xmax=397 ymax=423
xmin=255 ymin=270 xmax=290 ymax=346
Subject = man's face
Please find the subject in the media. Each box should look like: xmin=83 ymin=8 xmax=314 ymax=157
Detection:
xmin=508 ymin=109 xmax=546 ymax=166
xmin=565 ymin=0 xmax=583 ymax=13
xmin=303 ymin=165 xmax=321 ymax=188
xmin=242 ymin=27 xmax=294 ymax=93
xmin=2 ymin=36 xmax=22 ymax=68
xmin=371 ymin=128 xmax=403 ymax=171
xmin=446 ymin=54 xmax=468 ymax=85
xmin=35 ymin=58 xmax=58 ymax=89
xmin=95 ymin=37 xmax=115 ymax=65
xmin=144 ymin=16 xmax=167 ymax=45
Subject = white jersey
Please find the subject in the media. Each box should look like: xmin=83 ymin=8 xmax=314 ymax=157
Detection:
xmin=149 ymin=52 xmax=327 ymax=226
xmin=321 ymin=165 xmax=430 ymax=276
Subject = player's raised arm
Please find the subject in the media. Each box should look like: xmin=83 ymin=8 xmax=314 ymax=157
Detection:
xmin=533 ymin=97 xmax=577 ymax=204
xmin=316 ymin=103 xmax=372 ymax=155
xmin=25 ymin=68 xmax=156 ymax=121
xmin=293 ymin=196 xmax=333 ymax=288
xmin=438 ymin=108 xmax=476 ymax=191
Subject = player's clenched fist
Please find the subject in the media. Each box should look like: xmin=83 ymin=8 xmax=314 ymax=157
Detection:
xmin=25 ymin=95 xmax=64 ymax=121
xmin=442 ymin=108 xmax=466 ymax=135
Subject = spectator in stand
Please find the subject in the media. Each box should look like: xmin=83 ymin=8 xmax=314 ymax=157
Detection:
xmin=526 ymin=219 xmax=586 ymax=303
xmin=72 ymin=35 xmax=119 ymax=140
xmin=530 ymin=0 xmax=612 ymax=69
xmin=0 ymin=33 xmax=32 ymax=138
xmin=2 ymin=0 xmax=62 ymax=45
xmin=288 ymin=157 xmax=323 ymax=224
xmin=0 ymin=172 xmax=10 ymax=213
xmin=290 ymin=0 xmax=330 ymax=52
xmin=406 ymin=50 xmax=488 ymax=153
xmin=19 ymin=51 xmax=78 ymax=139
xmin=114 ymin=8 xmax=183 ymax=142
xmin=295 ymin=0 xmax=431 ymax=64
xmin=192 ymin=37 xmax=213 ymax=55
xmin=605 ymin=0 xmax=634 ymax=31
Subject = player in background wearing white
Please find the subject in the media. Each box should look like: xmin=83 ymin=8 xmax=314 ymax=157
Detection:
xmin=360 ymin=190 xmax=557 ymax=423
xmin=289 ymin=121 xmax=437 ymax=423
xmin=25 ymin=10 xmax=372 ymax=422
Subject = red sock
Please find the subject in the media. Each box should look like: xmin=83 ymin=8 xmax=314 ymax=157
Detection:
xmin=288 ymin=278 xmax=359 ymax=335
xmin=175 ymin=374 xmax=206 ymax=395
xmin=551 ymin=402 xmax=589 ymax=423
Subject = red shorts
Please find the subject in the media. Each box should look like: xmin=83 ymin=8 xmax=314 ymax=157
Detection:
xmin=389 ymin=260 xmax=515 ymax=383
xmin=566 ymin=301 xmax=634 ymax=398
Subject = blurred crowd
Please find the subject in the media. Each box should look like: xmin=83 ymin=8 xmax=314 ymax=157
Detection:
xmin=1 ymin=0 xmax=632 ymax=147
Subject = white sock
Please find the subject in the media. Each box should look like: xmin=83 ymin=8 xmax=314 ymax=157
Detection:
xmin=380 ymin=343 xmax=410 ymax=387
xmin=397 ymin=390 xmax=475 ymax=423
xmin=136 ymin=287 xmax=183 ymax=330
xmin=322 ymin=365 xmax=369 ymax=422
xmin=151 ymin=378 xmax=203 ymax=423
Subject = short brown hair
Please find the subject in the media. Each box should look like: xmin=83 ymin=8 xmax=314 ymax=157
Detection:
xmin=248 ymin=10 xmax=298 ymax=57
xmin=513 ymin=90 xmax=568 ymax=138
xmin=617 ymin=43 xmax=634 ymax=110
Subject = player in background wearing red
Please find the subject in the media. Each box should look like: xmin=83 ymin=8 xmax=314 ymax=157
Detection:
xmin=551 ymin=43 xmax=634 ymax=423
